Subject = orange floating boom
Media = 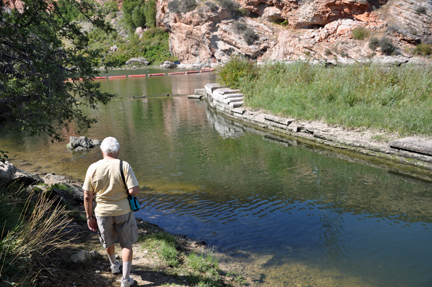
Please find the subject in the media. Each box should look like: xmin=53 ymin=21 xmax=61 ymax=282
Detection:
xmin=128 ymin=74 xmax=146 ymax=78
xmin=168 ymin=72 xmax=185 ymax=75
xmin=186 ymin=71 xmax=200 ymax=74
xmin=148 ymin=73 xmax=165 ymax=77
xmin=109 ymin=75 xmax=127 ymax=79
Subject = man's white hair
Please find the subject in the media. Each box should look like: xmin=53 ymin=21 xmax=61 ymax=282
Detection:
xmin=100 ymin=137 xmax=120 ymax=155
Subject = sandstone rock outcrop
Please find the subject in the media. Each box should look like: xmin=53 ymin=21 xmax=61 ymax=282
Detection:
xmin=155 ymin=0 xmax=432 ymax=64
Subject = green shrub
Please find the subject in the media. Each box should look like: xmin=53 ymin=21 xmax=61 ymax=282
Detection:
xmin=56 ymin=0 xmax=80 ymax=22
xmin=103 ymin=1 xmax=119 ymax=13
xmin=168 ymin=0 xmax=197 ymax=13
xmin=216 ymin=0 xmax=239 ymax=11
xmin=183 ymin=0 xmax=198 ymax=12
xmin=123 ymin=0 xmax=146 ymax=30
xmin=205 ymin=2 xmax=219 ymax=12
xmin=217 ymin=55 xmax=258 ymax=88
xmin=324 ymin=48 xmax=332 ymax=56
xmin=352 ymin=27 xmax=370 ymax=40
xmin=236 ymin=7 xmax=250 ymax=16
xmin=379 ymin=37 xmax=396 ymax=55
xmin=233 ymin=21 xmax=247 ymax=32
xmin=101 ymin=28 xmax=174 ymax=66
xmin=144 ymin=0 xmax=157 ymax=28
xmin=340 ymin=50 xmax=349 ymax=58
xmin=279 ymin=19 xmax=289 ymax=26
xmin=413 ymin=43 xmax=432 ymax=56
xmin=243 ymin=28 xmax=258 ymax=45
xmin=168 ymin=0 xmax=181 ymax=13
xmin=415 ymin=6 xmax=427 ymax=15
xmin=369 ymin=37 xmax=379 ymax=50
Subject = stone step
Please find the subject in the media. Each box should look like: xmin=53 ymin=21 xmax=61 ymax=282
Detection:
xmin=389 ymin=137 xmax=432 ymax=156
xmin=215 ymin=88 xmax=241 ymax=95
xmin=229 ymin=101 xmax=244 ymax=108
xmin=205 ymin=83 xmax=225 ymax=95
xmin=224 ymin=97 xmax=244 ymax=104
xmin=188 ymin=95 xmax=203 ymax=99
xmin=220 ymin=93 xmax=244 ymax=99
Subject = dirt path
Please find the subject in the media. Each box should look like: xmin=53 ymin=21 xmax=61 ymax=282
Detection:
xmin=34 ymin=215 xmax=233 ymax=287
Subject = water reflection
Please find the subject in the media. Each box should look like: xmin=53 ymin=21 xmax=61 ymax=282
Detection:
xmin=1 ymin=70 xmax=432 ymax=286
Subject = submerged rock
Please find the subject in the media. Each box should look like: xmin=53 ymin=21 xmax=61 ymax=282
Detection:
xmin=67 ymin=136 xmax=101 ymax=152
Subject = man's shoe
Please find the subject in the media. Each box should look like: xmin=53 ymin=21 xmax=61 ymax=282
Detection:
xmin=110 ymin=261 xmax=121 ymax=274
xmin=121 ymin=277 xmax=136 ymax=287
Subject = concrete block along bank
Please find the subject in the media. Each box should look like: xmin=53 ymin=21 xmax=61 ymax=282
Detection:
xmin=194 ymin=84 xmax=432 ymax=181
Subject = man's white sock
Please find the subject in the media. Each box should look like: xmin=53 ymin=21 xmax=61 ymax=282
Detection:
xmin=108 ymin=253 xmax=116 ymax=265
xmin=123 ymin=261 xmax=132 ymax=280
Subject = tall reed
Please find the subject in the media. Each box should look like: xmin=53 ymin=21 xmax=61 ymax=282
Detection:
xmin=219 ymin=57 xmax=432 ymax=136
xmin=0 ymin=185 xmax=72 ymax=285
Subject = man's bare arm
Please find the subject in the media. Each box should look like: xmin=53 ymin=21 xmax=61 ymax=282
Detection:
xmin=128 ymin=186 xmax=139 ymax=197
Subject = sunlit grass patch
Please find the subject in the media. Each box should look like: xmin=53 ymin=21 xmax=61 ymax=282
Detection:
xmin=139 ymin=232 xmax=223 ymax=286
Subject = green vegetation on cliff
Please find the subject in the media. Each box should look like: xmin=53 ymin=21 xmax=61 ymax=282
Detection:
xmin=86 ymin=0 xmax=174 ymax=66
xmin=218 ymin=56 xmax=432 ymax=135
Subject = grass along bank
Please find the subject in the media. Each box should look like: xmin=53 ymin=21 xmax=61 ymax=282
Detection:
xmin=217 ymin=56 xmax=432 ymax=136
xmin=0 ymin=177 xmax=237 ymax=287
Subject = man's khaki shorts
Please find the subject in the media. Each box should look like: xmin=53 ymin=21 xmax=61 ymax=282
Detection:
xmin=96 ymin=212 xmax=138 ymax=248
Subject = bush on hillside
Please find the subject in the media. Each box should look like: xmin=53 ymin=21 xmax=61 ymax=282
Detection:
xmin=168 ymin=0 xmax=197 ymax=13
xmin=379 ymin=37 xmax=396 ymax=55
xmin=369 ymin=37 xmax=380 ymax=50
xmin=233 ymin=21 xmax=247 ymax=32
xmin=217 ymin=55 xmax=258 ymax=88
xmin=233 ymin=21 xmax=258 ymax=45
xmin=216 ymin=0 xmax=240 ymax=11
xmin=123 ymin=0 xmax=146 ymax=30
xmin=168 ymin=0 xmax=181 ymax=13
xmin=183 ymin=0 xmax=198 ymax=12
xmin=103 ymin=28 xmax=176 ymax=66
xmin=145 ymin=0 xmax=157 ymax=28
xmin=413 ymin=43 xmax=432 ymax=56
xmin=352 ymin=27 xmax=370 ymax=40
xmin=415 ymin=6 xmax=427 ymax=15
xmin=369 ymin=37 xmax=396 ymax=55
xmin=205 ymin=2 xmax=219 ymax=12
xmin=243 ymin=28 xmax=259 ymax=45
xmin=103 ymin=1 xmax=118 ymax=13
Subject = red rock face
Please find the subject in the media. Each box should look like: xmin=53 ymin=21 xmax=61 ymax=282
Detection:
xmin=156 ymin=0 xmax=392 ymax=64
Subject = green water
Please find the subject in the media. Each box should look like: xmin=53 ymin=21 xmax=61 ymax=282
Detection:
xmin=2 ymin=69 xmax=432 ymax=286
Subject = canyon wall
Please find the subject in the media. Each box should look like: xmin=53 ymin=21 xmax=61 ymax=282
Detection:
xmin=155 ymin=0 xmax=432 ymax=64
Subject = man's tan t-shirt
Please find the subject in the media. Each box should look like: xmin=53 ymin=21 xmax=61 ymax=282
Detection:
xmin=83 ymin=158 xmax=139 ymax=217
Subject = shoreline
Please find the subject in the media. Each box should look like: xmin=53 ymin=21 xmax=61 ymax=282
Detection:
xmin=198 ymin=83 xmax=432 ymax=182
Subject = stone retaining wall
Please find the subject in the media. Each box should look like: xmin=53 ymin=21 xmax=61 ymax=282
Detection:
xmin=194 ymin=84 xmax=432 ymax=179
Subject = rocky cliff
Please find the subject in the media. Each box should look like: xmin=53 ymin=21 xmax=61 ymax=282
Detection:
xmin=155 ymin=0 xmax=432 ymax=64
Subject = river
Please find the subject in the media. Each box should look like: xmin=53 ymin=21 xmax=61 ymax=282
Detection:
xmin=1 ymin=68 xmax=432 ymax=286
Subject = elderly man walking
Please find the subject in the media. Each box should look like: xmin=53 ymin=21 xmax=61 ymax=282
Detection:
xmin=83 ymin=137 xmax=139 ymax=287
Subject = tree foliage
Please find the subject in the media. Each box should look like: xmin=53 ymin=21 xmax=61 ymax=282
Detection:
xmin=0 ymin=0 xmax=115 ymax=141
xmin=123 ymin=0 xmax=146 ymax=30
xmin=144 ymin=0 xmax=156 ymax=28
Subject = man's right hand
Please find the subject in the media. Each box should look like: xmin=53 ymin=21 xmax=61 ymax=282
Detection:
xmin=87 ymin=218 xmax=98 ymax=232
